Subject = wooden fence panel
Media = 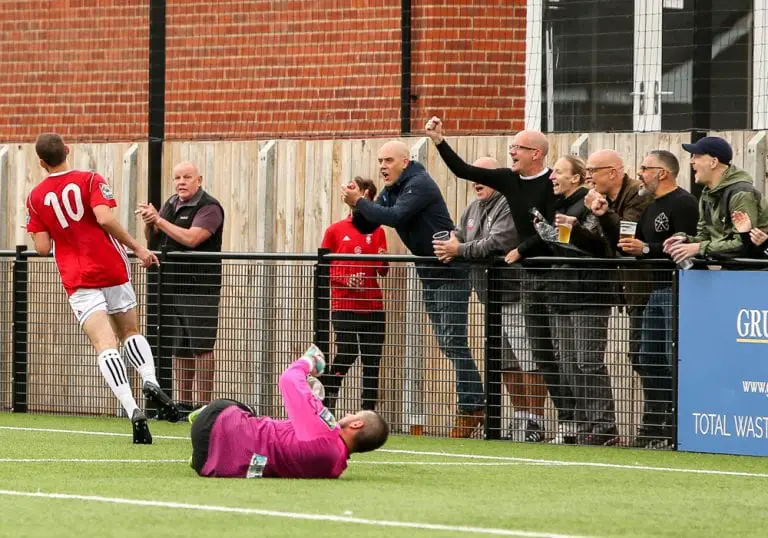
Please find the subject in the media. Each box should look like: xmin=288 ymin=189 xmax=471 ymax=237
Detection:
xmin=5 ymin=131 xmax=765 ymax=437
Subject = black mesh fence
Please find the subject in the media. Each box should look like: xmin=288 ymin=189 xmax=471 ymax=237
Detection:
xmin=0 ymin=252 xmax=12 ymax=411
xmin=4 ymin=250 xmax=683 ymax=450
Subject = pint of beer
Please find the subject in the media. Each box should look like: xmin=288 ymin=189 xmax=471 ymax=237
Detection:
xmin=557 ymin=222 xmax=572 ymax=244
xmin=619 ymin=221 xmax=638 ymax=240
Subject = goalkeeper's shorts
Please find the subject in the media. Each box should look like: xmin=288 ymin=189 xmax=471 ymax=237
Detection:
xmin=190 ymin=398 xmax=255 ymax=475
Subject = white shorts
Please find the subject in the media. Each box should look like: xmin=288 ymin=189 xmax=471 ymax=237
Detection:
xmin=501 ymin=302 xmax=536 ymax=372
xmin=68 ymin=283 xmax=137 ymax=326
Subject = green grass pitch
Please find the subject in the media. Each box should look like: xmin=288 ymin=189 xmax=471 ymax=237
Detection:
xmin=2 ymin=413 xmax=767 ymax=537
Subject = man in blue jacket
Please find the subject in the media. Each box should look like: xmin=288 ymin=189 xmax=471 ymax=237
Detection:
xmin=341 ymin=140 xmax=484 ymax=438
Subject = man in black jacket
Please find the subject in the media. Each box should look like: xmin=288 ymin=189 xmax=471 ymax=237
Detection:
xmin=341 ymin=140 xmax=484 ymax=438
xmin=425 ymin=117 xmax=576 ymax=444
xmin=138 ymin=161 xmax=224 ymax=413
xmin=617 ymin=150 xmax=698 ymax=448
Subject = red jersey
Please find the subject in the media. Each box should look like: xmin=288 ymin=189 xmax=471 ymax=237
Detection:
xmin=26 ymin=170 xmax=131 ymax=296
xmin=321 ymin=216 xmax=388 ymax=312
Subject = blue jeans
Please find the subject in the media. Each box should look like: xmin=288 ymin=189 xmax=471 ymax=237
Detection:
xmin=422 ymin=276 xmax=484 ymax=412
xmin=638 ymin=287 xmax=674 ymax=430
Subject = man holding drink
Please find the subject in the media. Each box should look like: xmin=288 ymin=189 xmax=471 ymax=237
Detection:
xmin=425 ymin=118 xmax=577 ymax=444
xmin=617 ymin=150 xmax=698 ymax=448
xmin=545 ymin=155 xmax=618 ymax=445
xmin=341 ymin=140 xmax=484 ymax=438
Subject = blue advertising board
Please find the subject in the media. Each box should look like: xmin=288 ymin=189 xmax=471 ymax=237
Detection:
xmin=678 ymin=270 xmax=768 ymax=456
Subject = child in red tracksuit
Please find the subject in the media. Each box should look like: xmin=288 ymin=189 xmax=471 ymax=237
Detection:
xmin=321 ymin=176 xmax=389 ymax=415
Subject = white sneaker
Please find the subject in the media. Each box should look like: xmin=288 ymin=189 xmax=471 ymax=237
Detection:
xmin=549 ymin=421 xmax=577 ymax=445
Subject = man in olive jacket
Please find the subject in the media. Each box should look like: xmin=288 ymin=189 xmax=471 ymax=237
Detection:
xmin=665 ymin=136 xmax=768 ymax=263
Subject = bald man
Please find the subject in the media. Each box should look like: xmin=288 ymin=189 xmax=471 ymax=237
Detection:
xmin=138 ymin=161 xmax=225 ymax=413
xmin=341 ymin=140 xmax=484 ymax=438
xmin=426 ymin=118 xmax=576 ymax=444
xmin=584 ymin=149 xmax=653 ymax=442
xmin=433 ymin=157 xmax=547 ymax=442
xmin=585 ymin=150 xmax=652 ymax=249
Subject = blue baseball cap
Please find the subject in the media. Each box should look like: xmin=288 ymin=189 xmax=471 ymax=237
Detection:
xmin=682 ymin=136 xmax=732 ymax=165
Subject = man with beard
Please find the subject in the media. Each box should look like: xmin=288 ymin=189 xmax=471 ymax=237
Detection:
xmin=617 ymin=150 xmax=698 ymax=448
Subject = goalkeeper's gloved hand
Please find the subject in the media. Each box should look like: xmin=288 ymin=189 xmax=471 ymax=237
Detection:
xmin=301 ymin=344 xmax=326 ymax=376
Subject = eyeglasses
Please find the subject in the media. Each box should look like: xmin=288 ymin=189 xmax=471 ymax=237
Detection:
xmin=585 ymin=166 xmax=614 ymax=174
xmin=509 ymin=144 xmax=538 ymax=152
xmin=639 ymin=166 xmax=667 ymax=173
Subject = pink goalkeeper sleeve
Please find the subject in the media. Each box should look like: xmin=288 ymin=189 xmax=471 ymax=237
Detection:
xmin=278 ymin=359 xmax=339 ymax=441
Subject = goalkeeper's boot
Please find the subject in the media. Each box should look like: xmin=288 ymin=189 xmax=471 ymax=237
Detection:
xmin=131 ymin=409 xmax=153 ymax=445
xmin=142 ymin=381 xmax=181 ymax=423
xmin=188 ymin=405 xmax=207 ymax=425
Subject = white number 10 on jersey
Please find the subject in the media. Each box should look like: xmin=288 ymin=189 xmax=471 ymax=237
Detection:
xmin=44 ymin=184 xmax=85 ymax=229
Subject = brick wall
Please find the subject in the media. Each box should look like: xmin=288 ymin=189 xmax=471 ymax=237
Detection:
xmin=0 ymin=0 xmax=148 ymax=142
xmin=166 ymin=0 xmax=402 ymax=140
xmin=411 ymin=0 xmax=527 ymax=134
xmin=0 ymin=0 xmax=527 ymax=143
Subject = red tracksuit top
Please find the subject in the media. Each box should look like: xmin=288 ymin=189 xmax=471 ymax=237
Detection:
xmin=321 ymin=216 xmax=388 ymax=312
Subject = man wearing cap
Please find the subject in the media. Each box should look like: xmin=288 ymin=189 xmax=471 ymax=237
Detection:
xmin=664 ymin=136 xmax=768 ymax=264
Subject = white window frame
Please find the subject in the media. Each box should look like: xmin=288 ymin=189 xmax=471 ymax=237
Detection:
xmin=754 ymin=4 xmax=768 ymax=129
xmin=524 ymin=0 xmax=544 ymax=131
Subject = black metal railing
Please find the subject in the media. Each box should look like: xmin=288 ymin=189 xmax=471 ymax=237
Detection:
xmin=3 ymin=248 xmax=754 ymax=449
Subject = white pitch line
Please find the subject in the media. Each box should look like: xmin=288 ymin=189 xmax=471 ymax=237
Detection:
xmin=0 ymin=426 xmax=188 ymax=441
xmin=0 ymin=458 xmax=546 ymax=467
xmin=353 ymin=461 xmax=528 ymax=466
xmin=3 ymin=425 xmax=768 ymax=479
xmin=379 ymin=449 xmax=768 ymax=478
xmin=0 ymin=489 xmax=588 ymax=538
xmin=0 ymin=458 xmax=188 ymax=464
xmin=351 ymin=461 xmax=562 ymax=467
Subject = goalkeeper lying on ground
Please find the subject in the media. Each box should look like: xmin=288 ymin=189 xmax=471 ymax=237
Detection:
xmin=189 ymin=345 xmax=389 ymax=478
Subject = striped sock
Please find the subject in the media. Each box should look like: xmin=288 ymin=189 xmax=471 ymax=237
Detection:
xmin=123 ymin=334 xmax=159 ymax=386
xmin=98 ymin=348 xmax=138 ymax=417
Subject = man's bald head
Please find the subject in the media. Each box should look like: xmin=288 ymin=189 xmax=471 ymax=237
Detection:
xmin=515 ymin=130 xmax=549 ymax=157
xmin=173 ymin=160 xmax=200 ymax=177
xmin=172 ymin=161 xmax=203 ymax=202
xmin=509 ymin=130 xmax=549 ymax=176
xmin=377 ymin=140 xmax=411 ymax=186
xmin=588 ymin=149 xmax=624 ymax=170
xmin=380 ymin=140 xmax=410 ymax=159
xmin=471 ymin=157 xmax=500 ymax=200
xmin=472 ymin=156 xmax=501 ymax=169
xmin=586 ymin=149 xmax=626 ymax=199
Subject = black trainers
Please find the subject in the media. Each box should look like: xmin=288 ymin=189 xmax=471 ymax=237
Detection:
xmin=549 ymin=422 xmax=577 ymax=445
xmin=524 ymin=420 xmax=544 ymax=442
xmin=579 ymin=427 xmax=619 ymax=446
xmin=142 ymin=381 xmax=181 ymax=423
xmin=631 ymin=430 xmax=670 ymax=449
xmin=631 ymin=426 xmax=665 ymax=448
xmin=131 ymin=409 xmax=153 ymax=445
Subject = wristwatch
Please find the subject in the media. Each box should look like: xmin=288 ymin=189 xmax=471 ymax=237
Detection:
xmin=641 ymin=244 xmax=650 ymax=255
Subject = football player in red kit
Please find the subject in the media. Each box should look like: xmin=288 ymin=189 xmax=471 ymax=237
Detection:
xmin=26 ymin=133 xmax=180 ymax=444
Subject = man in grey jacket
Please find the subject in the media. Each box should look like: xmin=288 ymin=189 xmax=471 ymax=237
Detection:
xmin=433 ymin=157 xmax=547 ymax=442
